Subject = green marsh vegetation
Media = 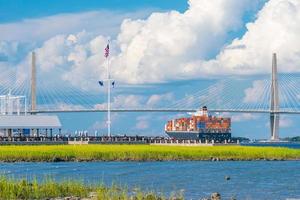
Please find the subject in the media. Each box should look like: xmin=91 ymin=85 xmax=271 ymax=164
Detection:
xmin=0 ymin=176 xmax=181 ymax=200
xmin=0 ymin=145 xmax=299 ymax=162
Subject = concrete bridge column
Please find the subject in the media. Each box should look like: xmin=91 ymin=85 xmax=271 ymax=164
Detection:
xmin=270 ymin=53 xmax=280 ymax=141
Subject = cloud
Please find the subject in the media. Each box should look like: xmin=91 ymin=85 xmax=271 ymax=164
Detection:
xmin=0 ymin=10 xmax=154 ymax=42
xmin=3 ymin=0 xmax=300 ymax=89
xmin=280 ymin=116 xmax=293 ymax=128
xmin=110 ymin=0 xmax=260 ymax=83
xmin=146 ymin=93 xmax=174 ymax=107
xmin=0 ymin=41 xmax=33 ymax=64
xmin=0 ymin=0 xmax=262 ymax=88
xmin=90 ymin=121 xmax=105 ymax=130
xmin=135 ymin=116 xmax=150 ymax=130
xmin=90 ymin=113 xmax=119 ymax=131
xmin=224 ymin=44 xmax=247 ymax=50
xmin=94 ymin=92 xmax=175 ymax=109
xmin=265 ymin=115 xmax=293 ymax=128
xmin=0 ymin=32 xmax=109 ymax=91
xmin=215 ymin=0 xmax=300 ymax=75
xmin=0 ymin=41 xmax=16 ymax=62
xmin=94 ymin=94 xmax=144 ymax=109
xmin=0 ymin=9 xmax=155 ymax=89
xmin=243 ymin=80 xmax=267 ymax=103
xmin=56 ymin=103 xmax=85 ymax=110
xmin=199 ymin=81 xmax=226 ymax=108
xmin=31 ymin=32 xmax=109 ymax=90
xmin=231 ymin=113 xmax=260 ymax=122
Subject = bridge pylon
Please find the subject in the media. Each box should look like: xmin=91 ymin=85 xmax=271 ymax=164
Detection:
xmin=31 ymin=51 xmax=36 ymax=112
xmin=270 ymin=53 xmax=279 ymax=141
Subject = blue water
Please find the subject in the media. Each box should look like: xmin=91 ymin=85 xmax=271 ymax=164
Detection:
xmin=1 ymin=161 xmax=300 ymax=200
xmin=242 ymin=142 xmax=300 ymax=149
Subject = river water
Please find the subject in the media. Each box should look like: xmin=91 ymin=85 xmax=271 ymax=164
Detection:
xmin=1 ymin=161 xmax=300 ymax=200
xmin=242 ymin=142 xmax=300 ymax=149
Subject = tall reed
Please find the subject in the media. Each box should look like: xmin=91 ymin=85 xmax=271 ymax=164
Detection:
xmin=0 ymin=176 xmax=180 ymax=200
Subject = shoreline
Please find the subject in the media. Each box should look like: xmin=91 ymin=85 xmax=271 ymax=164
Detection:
xmin=1 ymin=159 xmax=299 ymax=163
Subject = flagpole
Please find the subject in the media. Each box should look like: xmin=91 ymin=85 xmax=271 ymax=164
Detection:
xmin=106 ymin=44 xmax=111 ymax=138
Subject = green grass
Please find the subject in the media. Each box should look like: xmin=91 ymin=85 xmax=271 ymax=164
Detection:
xmin=0 ymin=144 xmax=299 ymax=162
xmin=0 ymin=176 xmax=178 ymax=200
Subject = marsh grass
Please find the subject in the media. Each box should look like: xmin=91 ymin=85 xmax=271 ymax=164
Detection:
xmin=0 ymin=176 xmax=179 ymax=200
xmin=0 ymin=177 xmax=90 ymax=199
xmin=0 ymin=145 xmax=299 ymax=162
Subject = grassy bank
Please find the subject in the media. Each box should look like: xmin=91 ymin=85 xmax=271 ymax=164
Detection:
xmin=0 ymin=144 xmax=299 ymax=162
xmin=0 ymin=177 xmax=177 ymax=200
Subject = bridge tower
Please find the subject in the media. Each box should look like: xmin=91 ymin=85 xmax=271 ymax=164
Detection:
xmin=270 ymin=53 xmax=279 ymax=141
xmin=30 ymin=52 xmax=37 ymax=137
xmin=31 ymin=51 xmax=36 ymax=112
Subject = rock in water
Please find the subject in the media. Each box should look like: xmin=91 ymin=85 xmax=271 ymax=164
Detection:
xmin=211 ymin=192 xmax=221 ymax=200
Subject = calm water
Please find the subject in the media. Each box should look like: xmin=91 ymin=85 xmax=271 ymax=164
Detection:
xmin=0 ymin=161 xmax=300 ymax=200
xmin=242 ymin=142 xmax=300 ymax=149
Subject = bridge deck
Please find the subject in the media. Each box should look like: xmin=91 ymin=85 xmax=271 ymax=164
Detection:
xmin=31 ymin=109 xmax=300 ymax=114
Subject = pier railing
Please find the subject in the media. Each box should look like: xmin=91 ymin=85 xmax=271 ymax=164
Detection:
xmin=0 ymin=136 xmax=239 ymax=145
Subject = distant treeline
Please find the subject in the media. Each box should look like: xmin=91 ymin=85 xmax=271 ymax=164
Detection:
xmin=282 ymin=136 xmax=300 ymax=142
xmin=231 ymin=137 xmax=250 ymax=142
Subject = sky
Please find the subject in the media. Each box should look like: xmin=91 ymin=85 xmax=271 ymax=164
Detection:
xmin=1 ymin=0 xmax=300 ymax=139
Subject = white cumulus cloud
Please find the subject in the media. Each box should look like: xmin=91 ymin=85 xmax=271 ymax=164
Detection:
xmin=3 ymin=0 xmax=300 ymax=89
xmin=110 ymin=0 xmax=260 ymax=83
xmin=0 ymin=0 xmax=261 ymax=88
xmin=216 ymin=0 xmax=300 ymax=75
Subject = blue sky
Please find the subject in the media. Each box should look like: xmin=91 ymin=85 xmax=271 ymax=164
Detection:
xmin=0 ymin=0 xmax=188 ymax=23
xmin=1 ymin=0 xmax=300 ymax=139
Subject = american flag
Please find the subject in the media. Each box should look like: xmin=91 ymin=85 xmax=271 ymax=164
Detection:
xmin=104 ymin=44 xmax=109 ymax=58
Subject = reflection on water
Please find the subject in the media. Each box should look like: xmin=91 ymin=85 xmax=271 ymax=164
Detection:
xmin=1 ymin=161 xmax=300 ymax=199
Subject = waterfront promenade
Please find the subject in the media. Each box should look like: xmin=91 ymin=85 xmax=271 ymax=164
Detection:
xmin=0 ymin=135 xmax=239 ymax=145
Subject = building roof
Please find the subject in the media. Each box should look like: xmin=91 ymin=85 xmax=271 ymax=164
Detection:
xmin=0 ymin=115 xmax=61 ymax=129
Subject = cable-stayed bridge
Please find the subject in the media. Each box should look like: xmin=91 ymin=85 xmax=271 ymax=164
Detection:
xmin=1 ymin=53 xmax=300 ymax=140
xmin=32 ymin=109 xmax=300 ymax=114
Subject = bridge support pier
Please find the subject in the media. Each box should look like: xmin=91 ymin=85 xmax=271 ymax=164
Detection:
xmin=270 ymin=53 xmax=279 ymax=141
xmin=270 ymin=113 xmax=279 ymax=141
